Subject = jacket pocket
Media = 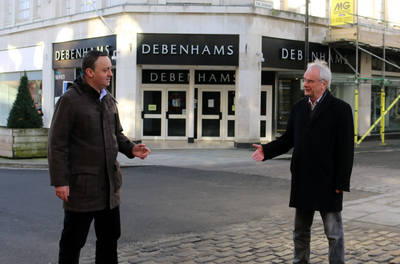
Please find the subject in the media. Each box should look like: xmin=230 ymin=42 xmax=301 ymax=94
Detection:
xmin=69 ymin=166 xmax=100 ymax=198
xmin=113 ymin=161 xmax=123 ymax=193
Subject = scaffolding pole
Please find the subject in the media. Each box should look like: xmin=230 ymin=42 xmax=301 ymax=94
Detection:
xmin=381 ymin=20 xmax=387 ymax=145
xmin=339 ymin=4 xmax=400 ymax=146
xmin=357 ymin=93 xmax=400 ymax=145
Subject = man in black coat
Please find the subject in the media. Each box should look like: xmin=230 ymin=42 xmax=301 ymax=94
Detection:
xmin=252 ymin=59 xmax=354 ymax=264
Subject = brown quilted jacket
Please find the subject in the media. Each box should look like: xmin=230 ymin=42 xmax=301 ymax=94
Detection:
xmin=48 ymin=76 xmax=135 ymax=212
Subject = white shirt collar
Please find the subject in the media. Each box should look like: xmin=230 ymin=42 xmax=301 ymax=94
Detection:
xmin=99 ymin=89 xmax=107 ymax=101
xmin=308 ymin=93 xmax=324 ymax=110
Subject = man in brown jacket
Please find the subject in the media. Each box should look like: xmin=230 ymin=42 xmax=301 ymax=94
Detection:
xmin=48 ymin=50 xmax=151 ymax=264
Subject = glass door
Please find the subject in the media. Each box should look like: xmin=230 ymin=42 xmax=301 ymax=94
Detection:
xmin=260 ymin=85 xmax=273 ymax=141
xmin=199 ymin=90 xmax=222 ymax=139
xmin=227 ymin=90 xmax=235 ymax=138
xmin=142 ymin=90 xmax=163 ymax=138
xmin=166 ymin=89 xmax=187 ymax=138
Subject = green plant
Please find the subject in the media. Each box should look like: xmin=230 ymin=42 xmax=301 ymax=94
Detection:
xmin=7 ymin=72 xmax=43 ymax=128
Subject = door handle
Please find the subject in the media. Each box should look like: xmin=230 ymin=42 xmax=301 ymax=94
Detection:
xmin=141 ymin=111 xmax=144 ymax=119
xmin=166 ymin=111 xmax=169 ymax=119
xmin=219 ymin=112 xmax=222 ymax=120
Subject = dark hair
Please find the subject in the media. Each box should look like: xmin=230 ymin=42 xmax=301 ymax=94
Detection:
xmin=81 ymin=50 xmax=109 ymax=76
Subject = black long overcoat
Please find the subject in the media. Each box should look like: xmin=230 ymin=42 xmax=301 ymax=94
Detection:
xmin=262 ymin=91 xmax=354 ymax=212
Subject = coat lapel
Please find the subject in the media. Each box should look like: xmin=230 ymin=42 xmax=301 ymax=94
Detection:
xmin=300 ymin=98 xmax=310 ymax=124
xmin=308 ymin=91 xmax=333 ymax=125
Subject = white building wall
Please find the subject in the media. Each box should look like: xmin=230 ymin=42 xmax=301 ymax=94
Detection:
xmin=0 ymin=2 xmax=348 ymax=142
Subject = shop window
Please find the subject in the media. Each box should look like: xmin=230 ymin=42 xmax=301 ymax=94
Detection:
xmin=0 ymin=71 xmax=42 ymax=126
xmin=168 ymin=119 xmax=186 ymax=137
xmin=371 ymin=84 xmax=400 ymax=132
xmin=260 ymin=120 xmax=266 ymax=138
xmin=54 ymin=69 xmax=75 ymax=99
xmin=276 ymin=71 xmax=303 ymax=134
xmin=202 ymin=119 xmax=220 ymax=137
xmin=228 ymin=120 xmax=235 ymax=137
xmin=277 ymin=80 xmax=292 ymax=132
xmin=143 ymin=119 xmax=161 ymax=136
xmin=227 ymin=91 xmax=235 ymax=115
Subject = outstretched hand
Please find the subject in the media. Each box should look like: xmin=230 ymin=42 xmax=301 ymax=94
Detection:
xmin=252 ymin=144 xmax=264 ymax=162
xmin=132 ymin=143 xmax=151 ymax=159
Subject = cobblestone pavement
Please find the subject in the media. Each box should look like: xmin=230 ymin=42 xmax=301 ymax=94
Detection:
xmin=77 ymin=161 xmax=400 ymax=264
xmin=78 ymin=217 xmax=400 ymax=264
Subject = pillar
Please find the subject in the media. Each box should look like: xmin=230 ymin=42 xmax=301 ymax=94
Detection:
xmin=234 ymin=34 xmax=262 ymax=148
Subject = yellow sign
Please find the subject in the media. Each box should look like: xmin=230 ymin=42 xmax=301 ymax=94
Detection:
xmin=331 ymin=0 xmax=353 ymax=26
xmin=148 ymin=104 xmax=157 ymax=111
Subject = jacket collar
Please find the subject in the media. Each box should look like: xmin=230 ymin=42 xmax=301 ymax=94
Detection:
xmin=303 ymin=90 xmax=333 ymax=125
xmin=69 ymin=75 xmax=106 ymax=102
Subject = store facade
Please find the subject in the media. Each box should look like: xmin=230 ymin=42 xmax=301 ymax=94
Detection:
xmin=137 ymin=33 xmax=240 ymax=143
xmin=2 ymin=3 xmax=392 ymax=147
xmin=261 ymin=37 xmax=358 ymax=136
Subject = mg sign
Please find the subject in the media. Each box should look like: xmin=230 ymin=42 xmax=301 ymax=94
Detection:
xmin=331 ymin=0 xmax=354 ymax=26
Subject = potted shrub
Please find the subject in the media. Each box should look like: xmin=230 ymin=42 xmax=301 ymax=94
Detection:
xmin=0 ymin=72 xmax=48 ymax=158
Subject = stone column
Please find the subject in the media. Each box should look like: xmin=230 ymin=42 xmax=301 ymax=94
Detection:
xmin=358 ymin=52 xmax=372 ymax=137
xmin=234 ymin=34 xmax=262 ymax=148
xmin=115 ymin=28 xmax=140 ymax=141
xmin=188 ymin=68 xmax=195 ymax=143
xmin=42 ymin=37 xmax=54 ymax=128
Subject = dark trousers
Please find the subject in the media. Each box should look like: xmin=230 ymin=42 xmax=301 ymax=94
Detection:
xmin=58 ymin=206 xmax=121 ymax=264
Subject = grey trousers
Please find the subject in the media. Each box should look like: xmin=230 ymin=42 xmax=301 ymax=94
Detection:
xmin=293 ymin=209 xmax=345 ymax=264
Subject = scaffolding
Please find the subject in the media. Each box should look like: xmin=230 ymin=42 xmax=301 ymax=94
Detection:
xmin=324 ymin=1 xmax=400 ymax=146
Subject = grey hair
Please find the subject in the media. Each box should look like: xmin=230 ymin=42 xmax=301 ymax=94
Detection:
xmin=306 ymin=59 xmax=332 ymax=88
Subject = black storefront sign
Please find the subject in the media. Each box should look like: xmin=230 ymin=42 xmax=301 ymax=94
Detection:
xmin=142 ymin=70 xmax=236 ymax=85
xmin=195 ymin=70 xmax=236 ymax=84
xmin=143 ymin=70 xmax=190 ymax=84
xmin=262 ymin=37 xmax=357 ymax=73
xmin=137 ymin=34 xmax=239 ymax=66
xmin=53 ymin=35 xmax=116 ymax=69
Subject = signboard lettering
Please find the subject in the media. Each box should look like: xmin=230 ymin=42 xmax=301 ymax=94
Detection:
xmin=262 ymin=37 xmax=356 ymax=73
xmin=142 ymin=70 xmax=236 ymax=85
xmin=55 ymin=46 xmax=110 ymax=61
xmin=137 ymin=34 xmax=239 ymax=66
xmin=53 ymin=35 xmax=116 ymax=68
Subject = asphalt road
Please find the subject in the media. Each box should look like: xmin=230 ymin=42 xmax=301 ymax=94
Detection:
xmin=0 ymin=166 xmax=294 ymax=264
xmin=0 ymin=151 xmax=386 ymax=264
